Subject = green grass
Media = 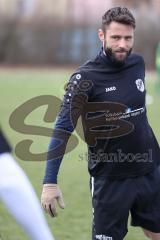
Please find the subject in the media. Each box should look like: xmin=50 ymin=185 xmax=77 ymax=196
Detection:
xmin=0 ymin=68 xmax=160 ymax=240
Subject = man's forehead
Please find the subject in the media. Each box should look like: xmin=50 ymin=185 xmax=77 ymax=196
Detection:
xmin=106 ymin=21 xmax=134 ymax=35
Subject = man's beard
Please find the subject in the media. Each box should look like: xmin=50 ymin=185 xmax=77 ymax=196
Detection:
xmin=104 ymin=43 xmax=132 ymax=66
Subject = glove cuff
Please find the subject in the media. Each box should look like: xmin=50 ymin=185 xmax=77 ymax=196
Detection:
xmin=43 ymin=183 xmax=58 ymax=187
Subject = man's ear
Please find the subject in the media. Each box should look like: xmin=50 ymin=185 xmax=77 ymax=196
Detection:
xmin=98 ymin=29 xmax=105 ymax=43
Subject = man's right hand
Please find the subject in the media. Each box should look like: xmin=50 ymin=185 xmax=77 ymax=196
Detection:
xmin=41 ymin=184 xmax=65 ymax=217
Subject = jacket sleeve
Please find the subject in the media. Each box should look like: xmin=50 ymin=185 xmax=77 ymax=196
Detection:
xmin=0 ymin=129 xmax=12 ymax=155
xmin=43 ymin=72 xmax=92 ymax=184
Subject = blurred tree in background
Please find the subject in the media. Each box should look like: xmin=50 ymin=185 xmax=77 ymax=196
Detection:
xmin=155 ymin=42 xmax=160 ymax=93
xmin=0 ymin=0 xmax=159 ymax=68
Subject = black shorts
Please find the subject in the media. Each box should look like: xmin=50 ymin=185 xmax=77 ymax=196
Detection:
xmin=90 ymin=167 xmax=160 ymax=240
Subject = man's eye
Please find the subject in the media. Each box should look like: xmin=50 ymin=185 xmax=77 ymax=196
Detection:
xmin=125 ymin=37 xmax=132 ymax=40
xmin=112 ymin=36 xmax=120 ymax=40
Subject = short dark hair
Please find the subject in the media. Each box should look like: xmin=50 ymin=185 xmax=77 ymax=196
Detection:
xmin=102 ymin=7 xmax=136 ymax=32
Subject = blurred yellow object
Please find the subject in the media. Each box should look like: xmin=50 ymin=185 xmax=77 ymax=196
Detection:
xmin=156 ymin=42 xmax=160 ymax=94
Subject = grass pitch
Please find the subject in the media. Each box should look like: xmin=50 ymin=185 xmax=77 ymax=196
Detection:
xmin=0 ymin=68 xmax=160 ymax=240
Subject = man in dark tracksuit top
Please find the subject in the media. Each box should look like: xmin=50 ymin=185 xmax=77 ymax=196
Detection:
xmin=41 ymin=7 xmax=160 ymax=240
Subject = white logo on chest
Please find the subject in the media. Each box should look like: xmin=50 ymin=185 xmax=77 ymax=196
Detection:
xmin=135 ymin=79 xmax=145 ymax=92
xmin=105 ymin=86 xmax=116 ymax=92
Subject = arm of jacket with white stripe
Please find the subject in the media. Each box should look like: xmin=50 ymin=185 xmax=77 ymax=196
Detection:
xmin=43 ymin=72 xmax=92 ymax=183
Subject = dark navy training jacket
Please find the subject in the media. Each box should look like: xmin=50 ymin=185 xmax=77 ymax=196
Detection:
xmin=44 ymin=49 xmax=160 ymax=183
xmin=0 ymin=129 xmax=12 ymax=154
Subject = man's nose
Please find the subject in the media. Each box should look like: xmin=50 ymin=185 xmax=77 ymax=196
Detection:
xmin=119 ymin=39 xmax=127 ymax=49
